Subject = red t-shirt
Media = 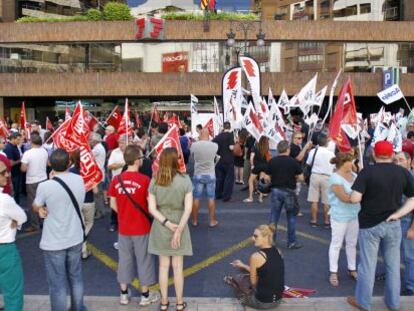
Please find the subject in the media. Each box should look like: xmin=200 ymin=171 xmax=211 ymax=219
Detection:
xmin=105 ymin=133 xmax=119 ymax=152
xmin=108 ymin=171 xmax=151 ymax=236
xmin=0 ymin=153 xmax=12 ymax=195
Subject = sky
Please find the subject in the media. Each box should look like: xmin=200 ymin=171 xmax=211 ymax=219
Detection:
xmin=126 ymin=0 xmax=252 ymax=11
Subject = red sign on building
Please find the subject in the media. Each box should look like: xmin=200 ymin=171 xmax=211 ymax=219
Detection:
xmin=162 ymin=52 xmax=189 ymax=73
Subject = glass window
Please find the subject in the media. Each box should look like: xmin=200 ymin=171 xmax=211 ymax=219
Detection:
xmin=360 ymin=3 xmax=371 ymax=14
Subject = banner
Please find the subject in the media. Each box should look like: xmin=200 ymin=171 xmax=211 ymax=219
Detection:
xmin=162 ymin=52 xmax=188 ymax=73
xmin=222 ymin=67 xmax=242 ymax=126
xmin=151 ymin=125 xmax=186 ymax=176
xmin=328 ymin=78 xmax=358 ymax=152
xmin=65 ymin=102 xmax=90 ymax=142
xmin=377 ymin=84 xmax=404 ymax=105
xmin=106 ymin=105 xmax=122 ymax=128
xmin=240 ymin=56 xmax=261 ymax=109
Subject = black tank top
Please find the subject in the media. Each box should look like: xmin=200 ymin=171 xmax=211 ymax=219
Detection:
xmin=255 ymin=247 xmax=284 ymax=303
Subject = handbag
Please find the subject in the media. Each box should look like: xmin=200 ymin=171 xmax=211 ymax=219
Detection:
xmin=117 ymin=175 xmax=153 ymax=224
xmin=53 ymin=177 xmax=86 ymax=242
xmin=304 ymin=147 xmax=318 ymax=185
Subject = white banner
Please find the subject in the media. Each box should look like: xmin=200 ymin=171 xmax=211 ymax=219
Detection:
xmin=222 ymin=67 xmax=242 ymax=126
xmin=240 ymin=56 xmax=261 ymax=110
xmin=377 ymin=84 xmax=404 ymax=105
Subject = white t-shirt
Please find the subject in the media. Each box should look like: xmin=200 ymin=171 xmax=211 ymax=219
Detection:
xmin=108 ymin=147 xmax=125 ymax=177
xmin=306 ymin=146 xmax=335 ymax=176
xmin=0 ymin=192 xmax=27 ymax=243
xmin=21 ymin=147 xmax=49 ymax=184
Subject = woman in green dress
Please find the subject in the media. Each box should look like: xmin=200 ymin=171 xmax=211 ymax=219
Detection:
xmin=148 ymin=147 xmax=193 ymax=311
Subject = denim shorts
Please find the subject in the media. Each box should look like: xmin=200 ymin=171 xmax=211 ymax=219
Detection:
xmin=192 ymin=174 xmax=216 ymax=200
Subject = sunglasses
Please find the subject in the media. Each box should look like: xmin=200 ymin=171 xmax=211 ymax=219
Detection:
xmin=0 ymin=169 xmax=7 ymax=176
xmin=294 ymin=137 xmax=303 ymax=139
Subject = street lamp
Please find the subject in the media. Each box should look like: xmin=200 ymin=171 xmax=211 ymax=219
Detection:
xmin=226 ymin=20 xmax=266 ymax=55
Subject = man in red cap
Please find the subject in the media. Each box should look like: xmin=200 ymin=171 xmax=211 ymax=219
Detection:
xmin=346 ymin=140 xmax=414 ymax=311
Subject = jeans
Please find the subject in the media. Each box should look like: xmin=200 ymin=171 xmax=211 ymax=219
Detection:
xmin=0 ymin=243 xmax=24 ymax=311
xmin=401 ymin=215 xmax=414 ymax=292
xmin=270 ymin=188 xmax=297 ymax=246
xmin=215 ymin=162 xmax=234 ymax=200
xmin=43 ymin=243 xmax=86 ymax=311
xmin=193 ymin=174 xmax=216 ymax=200
xmin=355 ymin=220 xmax=401 ymax=311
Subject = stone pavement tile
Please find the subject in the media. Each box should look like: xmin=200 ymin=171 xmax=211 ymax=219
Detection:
xmin=198 ymin=303 xmax=239 ymax=311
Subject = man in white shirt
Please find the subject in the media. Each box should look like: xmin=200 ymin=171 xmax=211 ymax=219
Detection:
xmin=89 ymin=133 xmax=107 ymax=220
xmin=0 ymin=159 xmax=27 ymax=311
xmin=107 ymin=134 xmax=127 ymax=232
xmin=21 ymin=133 xmax=49 ymax=232
xmin=306 ymin=134 xmax=335 ymax=228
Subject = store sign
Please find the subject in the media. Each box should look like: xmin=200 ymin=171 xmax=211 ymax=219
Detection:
xmin=162 ymin=52 xmax=188 ymax=73
xmin=135 ymin=17 xmax=165 ymax=40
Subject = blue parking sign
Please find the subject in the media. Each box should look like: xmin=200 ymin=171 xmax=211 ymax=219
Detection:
xmin=383 ymin=69 xmax=393 ymax=89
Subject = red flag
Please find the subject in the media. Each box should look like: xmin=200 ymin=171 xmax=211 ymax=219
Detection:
xmin=65 ymin=107 xmax=71 ymax=121
xmin=51 ymin=112 xmax=102 ymax=191
xmin=151 ymin=125 xmax=186 ymax=176
xmin=84 ymin=110 xmax=99 ymax=131
xmin=135 ymin=111 xmax=142 ymax=128
xmin=45 ymin=117 xmax=54 ymax=132
xmin=328 ymin=78 xmax=357 ymax=152
xmin=106 ymin=105 xmax=122 ymax=128
xmin=167 ymin=114 xmax=180 ymax=129
xmin=118 ymin=99 xmax=133 ymax=137
xmin=65 ymin=102 xmax=90 ymax=142
xmin=0 ymin=118 xmax=9 ymax=138
xmin=204 ymin=117 xmax=214 ymax=138
xmin=151 ymin=105 xmax=160 ymax=123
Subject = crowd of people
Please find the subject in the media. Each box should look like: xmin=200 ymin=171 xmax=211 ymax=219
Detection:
xmin=0 ymin=112 xmax=413 ymax=311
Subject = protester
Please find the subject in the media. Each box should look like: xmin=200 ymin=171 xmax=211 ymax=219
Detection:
xmin=42 ymin=131 xmax=54 ymax=157
xmin=148 ymin=147 xmax=193 ymax=311
xmin=307 ymin=134 xmax=335 ymax=228
xmin=0 ymin=136 xmax=12 ymax=195
xmin=234 ymin=129 xmax=247 ymax=185
xmin=327 ymin=152 xmax=360 ymax=287
xmin=89 ymin=132 xmax=107 ymax=220
xmin=213 ymin=121 xmax=235 ymax=202
xmin=70 ymin=150 xmax=95 ymax=260
xmin=244 ymin=136 xmax=271 ymax=203
xmin=104 ymin=125 xmax=119 ymax=153
xmin=108 ymin=145 xmax=158 ymax=306
xmin=266 ymin=140 xmax=303 ymax=249
xmin=190 ymin=128 xmax=219 ymax=227
xmin=21 ymin=134 xmax=48 ymax=232
xmin=242 ymin=133 xmax=255 ymax=190
xmin=179 ymin=128 xmax=191 ymax=164
xmin=224 ymin=224 xmax=284 ymax=309
xmin=402 ymin=131 xmax=414 ymax=160
xmin=33 ymin=148 xmax=86 ymax=311
xmin=107 ymin=134 xmax=127 ymax=232
xmin=0 ymin=159 xmax=27 ymax=311
xmin=392 ymin=151 xmax=414 ymax=296
xmin=347 ymin=141 xmax=414 ymax=311
xmin=4 ymin=132 xmax=22 ymax=204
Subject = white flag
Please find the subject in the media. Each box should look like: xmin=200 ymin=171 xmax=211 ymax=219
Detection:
xmin=278 ymin=90 xmax=290 ymax=115
xmin=314 ymin=86 xmax=328 ymax=107
xmin=377 ymin=84 xmax=404 ymax=105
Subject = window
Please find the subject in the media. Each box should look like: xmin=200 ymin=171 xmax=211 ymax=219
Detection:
xmin=360 ymin=3 xmax=371 ymax=14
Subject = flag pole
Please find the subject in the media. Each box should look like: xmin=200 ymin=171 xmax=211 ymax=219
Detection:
xmin=321 ymin=69 xmax=342 ymax=126
xmin=125 ymin=98 xmax=129 ymax=146
xmin=402 ymin=95 xmax=412 ymax=112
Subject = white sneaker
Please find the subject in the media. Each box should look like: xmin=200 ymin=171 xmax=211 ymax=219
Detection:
xmin=119 ymin=291 xmax=129 ymax=305
xmin=113 ymin=242 xmax=119 ymax=250
xmin=139 ymin=291 xmax=159 ymax=306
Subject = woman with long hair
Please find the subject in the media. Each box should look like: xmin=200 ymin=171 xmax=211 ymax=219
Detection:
xmin=224 ymin=224 xmax=284 ymax=309
xmin=327 ymin=152 xmax=360 ymax=287
xmin=234 ymin=129 xmax=248 ymax=185
xmin=147 ymin=148 xmax=193 ymax=311
xmin=244 ymin=136 xmax=271 ymax=203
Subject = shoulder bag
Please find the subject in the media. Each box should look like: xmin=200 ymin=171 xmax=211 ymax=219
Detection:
xmin=304 ymin=147 xmax=318 ymax=186
xmin=53 ymin=177 xmax=86 ymax=242
xmin=117 ymin=175 xmax=153 ymax=225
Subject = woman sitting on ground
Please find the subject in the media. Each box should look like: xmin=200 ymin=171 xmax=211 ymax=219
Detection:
xmin=224 ymin=224 xmax=284 ymax=309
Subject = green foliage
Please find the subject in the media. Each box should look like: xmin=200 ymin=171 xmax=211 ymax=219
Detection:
xmin=86 ymin=8 xmax=102 ymax=21
xmin=102 ymin=2 xmax=133 ymax=21
xmin=162 ymin=11 xmax=259 ymax=21
xmin=16 ymin=15 xmax=89 ymax=23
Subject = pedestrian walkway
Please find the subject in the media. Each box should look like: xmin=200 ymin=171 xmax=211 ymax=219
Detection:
xmin=9 ymin=295 xmax=414 ymax=310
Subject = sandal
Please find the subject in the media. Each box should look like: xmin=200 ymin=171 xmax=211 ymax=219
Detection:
xmin=176 ymin=302 xmax=187 ymax=311
xmin=160 ymin=301 xmax=169 ymax=311
xmin=329 ymin=272 xmax=339 ymax=287
xmin=348 ymin=270 xmax=358 ymax=281
xmin=243 ymin=198 xmax=253 ymax=203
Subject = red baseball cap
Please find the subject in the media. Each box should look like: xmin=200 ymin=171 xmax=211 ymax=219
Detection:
xmin=374 ymin=141 xmax=394 ymax=157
